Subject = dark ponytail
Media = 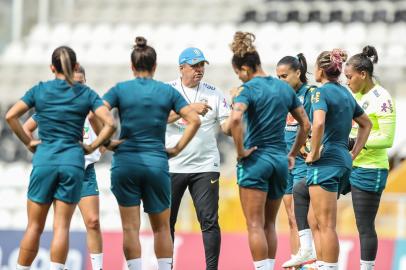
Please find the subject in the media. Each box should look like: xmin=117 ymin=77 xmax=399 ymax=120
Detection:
xmin=347 ymin=45 xmax=378 ymax=77
xmin=277 ymin=53 xmax=308 ymax=83
xmin=131 ymin=36 xmax=157 ymax=72
xmin=51 ymin=46 xmax=76 ymax=85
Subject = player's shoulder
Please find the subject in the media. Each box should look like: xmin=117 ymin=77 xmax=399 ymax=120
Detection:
xmin=370 ymin=85 xmax=392 ymax=100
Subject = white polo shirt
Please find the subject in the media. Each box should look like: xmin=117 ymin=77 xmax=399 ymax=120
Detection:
xmin=83 ymin=118 xmax=101 ymax=169
xmin=165 ymin=78 xmax=230 ymax=173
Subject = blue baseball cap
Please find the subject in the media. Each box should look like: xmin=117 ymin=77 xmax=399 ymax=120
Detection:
xmin=178 ymin=47 xmax=209 ymax=65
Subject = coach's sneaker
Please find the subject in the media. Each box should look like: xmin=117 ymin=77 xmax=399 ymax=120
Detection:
xmin=282 ymin=248 xmax=316 ymax=268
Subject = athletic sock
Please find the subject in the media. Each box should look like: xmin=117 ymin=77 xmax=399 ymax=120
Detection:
xmin=316 ymin=261 xmax=324 ymax=269
xmin=127 ymin=258 xmax=142 ymax=270
xmin=322 ymin=262 xmax=338 ymax=269
xmin=298 ymin=229 xmax=313 ymax=252
xmin=49 ymin=262 xmax=65 ymax=270
xmin=16 ymin=264 xmax=30 ymax=270
xmin=157 ymin=258 xmax=173 ymax=270
xmin=90 ymin=253 xmax=103 ymax=270
xmin=268 ymin=259 xmax=275 ymax=270
xmin=253 ymin=259 xmax=269 ymax=269
xmin=361 ymin=260 xmax=375 ymax=270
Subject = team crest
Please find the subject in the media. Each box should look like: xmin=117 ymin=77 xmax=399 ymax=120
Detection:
xmin=362 ymin=101 xmax=369 ymax=110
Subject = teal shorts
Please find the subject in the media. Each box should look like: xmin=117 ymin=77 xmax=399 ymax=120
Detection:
xmin=285 ymin=166 xmax=307 ymax=195
xmin=81 ymin=164 xmax=99 ymax=198
xmin=306 ymin=165 xmax=351 ymax=193
xmin=110 ymin=164 xmax=171 ymax=213
xmin=28 ymin=165 xmax=85 ymax=204
xmin=237 ymin=153 xmax=287 ymax=200
xmin=350 ymin=167 xmax=388 ymax=193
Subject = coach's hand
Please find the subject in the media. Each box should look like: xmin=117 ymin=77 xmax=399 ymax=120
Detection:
xmin=237 ymin=146 xmax=257 ymax=161
xmin=81 ymin=143 xmax=95 ymax=155
xmin=105 ymin=139 xmax=124 ymax=152
xmin=191 ymin=103 xmax=212 ymax=117
xmin=26 ymin=139 xmax=41 ymax=153
xmin=166 ymin=146 xmax=180 ymax=158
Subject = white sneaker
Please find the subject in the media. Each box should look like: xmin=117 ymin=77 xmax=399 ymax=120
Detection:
xmin=301 ymin=262 xmax=318 ymax=270
xmin=282 ymin=249 xmax=316 ymax=268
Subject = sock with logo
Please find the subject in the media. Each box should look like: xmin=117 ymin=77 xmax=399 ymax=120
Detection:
xmin=322 ymin=262 xmax=338 ymax=270
xmin=157 ymin=258 xmax=173 ymax=270
xmin=268 ymin=258 xmax=275 ymax=270
xmin=316 ymin=261 xmax=324 ymax=269
xmin=49 ymin=262 xmax=65 ymax=270
xmin=253 ymin=259 xmax=269 ymax=269
xmin=360 ymin=260 xmax=375 ymax=270
xmin=127 ymin=258 xmax=142 ymax=270
xmin=90 ymin=253 xmax=103 ymax=270
xmin=16 ymin=264 xmax=30 ymax=270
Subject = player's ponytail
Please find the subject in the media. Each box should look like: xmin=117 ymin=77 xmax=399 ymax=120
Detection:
xmin=347 ymin=45 xmax=378 ymax=77
xmin=51 ymin=46 xmax=77 ymax=86
xmin=230 ymin=31 xmax=261 ymax=72
xmin=277 ymin=53 xmax=308 ymax=84
xmin=316 ymin=48 xmax=347 ymax=82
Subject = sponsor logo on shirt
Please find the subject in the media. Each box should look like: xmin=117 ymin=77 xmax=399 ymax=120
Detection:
xmin=83 ymin=127 xmax=90 ymax=139
xmin=311 ymin=92 xmax=320 ymax=103
xmin=373 ymin=89 xmax=380 ymax=97
xmin=381 ymin=99 xmax=394 ymax=113
xmin=203 ymin=83 xmax=216 ymax=91
xmin=362 ymin=101 xmax=369 ymax=110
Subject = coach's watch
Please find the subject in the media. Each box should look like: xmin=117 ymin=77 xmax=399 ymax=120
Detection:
xmin=102 ymin=139 xmax=112 ymax=147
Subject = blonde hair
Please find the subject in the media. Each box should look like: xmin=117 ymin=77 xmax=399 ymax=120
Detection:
xmin=230 ymin=31 xmax=257 ymax=58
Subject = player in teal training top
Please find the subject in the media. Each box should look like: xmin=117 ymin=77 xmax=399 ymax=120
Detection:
xmin=5 ymin=46 xmax=116 ymax=270
xmin=229 ymin=31 xmax=310 ymax=270
xmin=345 ymin=45 xmax=396 ymax=270
xmin=276 ymin=54 xmax=318 ymax=268
xmin=305 ymin=49 xmax=372 ymax=270
xmin=102 ymin=37 xmax=200 ymax=270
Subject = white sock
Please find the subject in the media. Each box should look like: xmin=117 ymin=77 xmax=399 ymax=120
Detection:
xmin=361 ymin=260 xmax=375 ymax=270
xmin=127 ymin=258 xmax=142 ymax=270
xmin=316 ymin=261 xmax=324 ymax=269
xmin=49 ymin=262 xmax=65 ymax=270
xmin=299 ymin=229 xmax=313 ymax=251
xmin=253 ymin=259 xmax=268 ymax=269
xmin=90 ymin=253 xmax=103 ymax=270
xmin=323 ymin=262 xmax=338 ymax=270
xmin=157 ymin=258 xmax=173 ymax=270
xmin=16 ymin=264 xmax=30 ymax=270
xmin=268 ymin=259 xmax=275 ymax=270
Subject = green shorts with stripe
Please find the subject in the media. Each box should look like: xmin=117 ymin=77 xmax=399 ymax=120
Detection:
xmin=236 ymin=153 xmax=288 ymax=200
xmin=350 ymin=167 xmax=388 ymax=193
xmin=28 ymin=165 xmax=85 ymax=204
xmin=110 ymin=164 xmax=171 ymax=213
xmin=306 ymin=165 xmax=351 ymax=193
xmin=81 ymin=163 xmax=99 ymax=198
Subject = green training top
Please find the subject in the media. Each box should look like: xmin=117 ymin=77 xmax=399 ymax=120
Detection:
xmin=350 ymin=84 xmax=396 ymax=169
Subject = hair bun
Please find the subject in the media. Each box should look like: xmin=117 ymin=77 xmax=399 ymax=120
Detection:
xmin=230 ymin=31 xmax=256 ymax=58
xmin=134 ymin=36 xmax=147 ymax=48
xmin=362 ymin=45 xmax=378 ymax=64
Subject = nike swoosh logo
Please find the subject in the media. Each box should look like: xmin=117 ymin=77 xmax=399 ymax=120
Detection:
xmin=210 ymin=179 xmax=219 ymax=184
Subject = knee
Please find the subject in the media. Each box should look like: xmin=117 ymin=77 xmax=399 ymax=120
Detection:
xmin=356 ymin=221 xmax=376 ymax=236
xmin=246 ymin=220 xmax=264 ymax=232
xmin=26 ymin=223 xmax=45 ymax=236
xmin=85 ymin=216 xmax=101 ymax=231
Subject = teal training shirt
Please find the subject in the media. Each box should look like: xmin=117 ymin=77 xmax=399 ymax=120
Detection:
xmin=285 ymin=84 xmax=315 ymax=169
xmin=310 ymin=82 xmax=364 ymax=168
xmin=103 ymin=78 xmax=188 ymax=168
xmin=21 ymin=79 xmax=104 ymax=168
xmin=233 ymin=76 xmax=301 ymax=157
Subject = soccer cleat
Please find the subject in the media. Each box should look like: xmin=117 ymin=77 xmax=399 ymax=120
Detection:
xmin=282 ymin=249 xmax=316 ymax=268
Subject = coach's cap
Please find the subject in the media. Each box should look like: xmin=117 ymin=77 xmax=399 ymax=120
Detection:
xmin=179 ymin=47 xmax=209 ymax=65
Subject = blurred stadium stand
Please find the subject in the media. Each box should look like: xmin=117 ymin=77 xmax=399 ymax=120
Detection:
xmin=1 ymin=0 xmax=406 ymax=242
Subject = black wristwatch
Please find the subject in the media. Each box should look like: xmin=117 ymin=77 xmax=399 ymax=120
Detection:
xmin=102 ymin=139 xmax=112 ymax=147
